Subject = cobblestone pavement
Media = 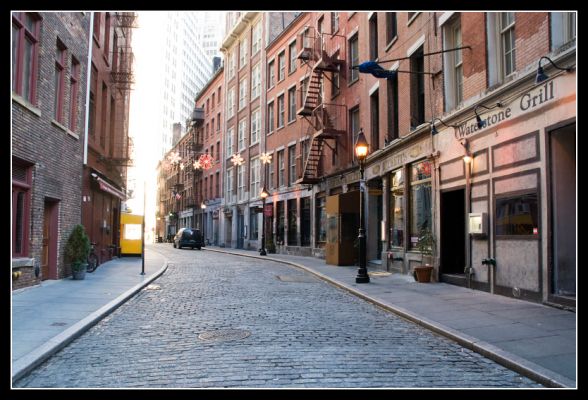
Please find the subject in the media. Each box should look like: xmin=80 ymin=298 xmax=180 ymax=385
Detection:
xmin=14 ymin=249 xmax=542 ymax=388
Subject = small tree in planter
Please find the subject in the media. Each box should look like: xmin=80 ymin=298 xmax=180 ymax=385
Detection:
xmin=414 ymin=225 xmax=436 ymax=283
xmin=64 ymin=224 xmax=91 ymax=280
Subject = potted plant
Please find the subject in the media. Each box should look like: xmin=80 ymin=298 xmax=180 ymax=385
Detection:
xmin=414 ymin=225 xmax=435 ymax=283
xmin=64 ymin=224 xmax=91 ymax=280
xmin=266 ymin=234 xmax=276 ymax=254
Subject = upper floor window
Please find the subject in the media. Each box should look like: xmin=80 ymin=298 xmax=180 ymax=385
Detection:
xmin=278 ymin=51 xmax=286 ymax=81
xmin=267 ymin=101 xmax=275 ymax=133
xmin=12 ymin=160 xmax=32 ymax=258
xmin=252 ymin=21 xmax=262 ymax=55
xmin=250 ymin=108 xmax=260 ymax=145
xmin=277 ymin=94 xmax=285 ymax=128
xmin=228 ymin=50 xmax=236 ymax=79
xmin=238 ymin=118 xmax=247 ymax=151
xmin=239 ymin=78 xmax=247 ymax=110
xmin=369 ymin=13 xmax=378 ymax=60
xmin=12 ymin=12 xmax=40 ymax=104
xmin=386 ymin=12 xmax=397 ymax=45
xmin=410 ymin=46 xmax=425 ymax=129
xmin=288 ymin=145 xmax=297 ymax=185
xmin=69 ymin=57 xmax=81 ymax=132
xmin=500 ymin=12 xmax=516 ymax=77
xmin=267 ymin=59 xmax=275 ymax=88
xmin=251 ymin=63 xmax=261 ymax=100
xmin=54 ymin=40 xmax=67 ymax=123
xmin=288 ymin=41 xmax=297 ymax=73
xmin=443 ymin=15 xmax=463 ymax=111
xmin=551 ymin=12 xmax=576 ymax=51
xmin=349 ymin=34 xmax=359 ymax=83
xmin=288 ymin=87 xmax=297 ymax=123
xmin=331 ymin=12 xmax=339 ymax=33
xmin=487 ymin=13 xmax=516 ymax=86
xmin=239 ymin=38 xmax=248 ymax=69
xmin=227 ymin=87 xmax=235 ymax=118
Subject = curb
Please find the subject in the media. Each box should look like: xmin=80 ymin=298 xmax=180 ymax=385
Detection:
xmin=12 ymin=259 xmax=169 ymax=384
xmin=204 ymin=247 xmax=575 ymax=388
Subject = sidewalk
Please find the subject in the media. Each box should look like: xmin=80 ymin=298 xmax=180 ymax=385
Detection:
xmin=204 ymin=246 xmax=576 ymax=389
xmin=11 ymin=250 xmax=168 ymax=383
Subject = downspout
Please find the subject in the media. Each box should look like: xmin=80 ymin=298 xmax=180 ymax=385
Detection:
xmin=465 ymin=155 xmax=472 ymax=288
xmin=83 ymin=12 xmax=95 ymax=165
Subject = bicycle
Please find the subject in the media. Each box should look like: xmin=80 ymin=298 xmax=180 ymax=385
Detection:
xmin=87 ymin=242 xmax=100 ymax=272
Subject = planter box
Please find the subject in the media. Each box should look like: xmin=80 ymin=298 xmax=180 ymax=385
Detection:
xmin=414 ymin=266 xmax=433 ymax=283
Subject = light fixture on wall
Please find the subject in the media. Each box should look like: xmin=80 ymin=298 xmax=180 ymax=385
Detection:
xmin=535 ymin=56 xmax=574 ymax=83
xmin=474 ymin=102 xmax=502 ymax=129
xmin=430 ymin=117 xmax=458 ymax=135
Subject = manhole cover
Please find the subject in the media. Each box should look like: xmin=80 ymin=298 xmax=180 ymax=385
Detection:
xmin=144 ymin=284 xmax=161 ymax=291
xmin=276 ymin=275 xmax=317 ymax=283
xmin=198 ymin=329 xmax=251 ymax=342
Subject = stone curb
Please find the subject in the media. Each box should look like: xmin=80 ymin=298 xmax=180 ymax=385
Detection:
xmin=204 ymin=247 xmax=575 ymax=389
xmin=12 ymin=259 xmax=169 ymax=384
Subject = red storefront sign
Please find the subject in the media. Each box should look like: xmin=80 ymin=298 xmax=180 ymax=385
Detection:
xmin=264 ymin=204 xmax=273 ymax=217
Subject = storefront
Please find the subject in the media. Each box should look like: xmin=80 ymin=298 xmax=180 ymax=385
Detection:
xmin=434 ymin=71 xmax=576 ymax=306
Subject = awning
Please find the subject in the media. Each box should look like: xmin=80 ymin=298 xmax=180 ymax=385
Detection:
xmin=96 ymin=177 xmax=126 ymax=200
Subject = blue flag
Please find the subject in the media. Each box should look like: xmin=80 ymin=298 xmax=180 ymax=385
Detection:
xmin=357 ymin=61 xmax=397 ymax=79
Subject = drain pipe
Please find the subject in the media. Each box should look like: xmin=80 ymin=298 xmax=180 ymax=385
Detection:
xmin=464 ymin=143 xmax=473 ymax=288
xmin=83 ymin=12 xmax=95 ymax=166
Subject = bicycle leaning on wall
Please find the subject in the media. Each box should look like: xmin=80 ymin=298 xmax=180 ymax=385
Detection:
xmin=86 ymin=242 xmax=100 ymax=272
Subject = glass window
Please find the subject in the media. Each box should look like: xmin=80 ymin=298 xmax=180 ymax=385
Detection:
xmin=389 ymin=169 xmax=404 ymax=247
xmin=410 ymin=160 xmax=432 ymax=249
xmin=276 ymin=201 xmax=285 ymax=244
xmin=278 ymin=51 xmax=286 ymax=81
xmin=287 ymin=199 xmax=297 ymax=245
xmin=267 ymin=101 xmax=274 ymax=133
xmin=349 ymin=34 xmax=359 ymax=82
xmin=250 ymin=208 xmax=258 ymax=239
xmin=496 ymin=193 xmax=538 ymax=236
xmin=500 ymin=12 xmax=516 ymax=77
xmin=289 ymin=41 xmax=297 ymax=73
xmin=315 ymin=196 xmax=327 ymax=244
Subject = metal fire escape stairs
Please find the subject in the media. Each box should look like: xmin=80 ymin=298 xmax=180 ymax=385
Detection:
xmin=296 ymin=28 xmax=346 ymax=185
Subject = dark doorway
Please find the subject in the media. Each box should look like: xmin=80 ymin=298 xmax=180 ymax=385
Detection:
xmin=440 ymin=189 xmax=466 ymax=276
xmin=237 ymin=211 xmax=244 ymax=249
xmin=550 ymin=123 xmax=576 ymax=301
xmin=42 ymin=199 xmax=59 ymax=280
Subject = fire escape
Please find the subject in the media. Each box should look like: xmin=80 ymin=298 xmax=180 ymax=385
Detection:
xmin=296 ymin=27 xmax=347 ymax=184
xmin=102 ymin=12 xmax=137 ymax=186
xmin=181 ymin=107 xmax=205 ymax=209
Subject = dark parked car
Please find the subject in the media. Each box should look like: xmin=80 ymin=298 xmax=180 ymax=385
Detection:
xmin=173 ymin=228 xmax=204 ymax=250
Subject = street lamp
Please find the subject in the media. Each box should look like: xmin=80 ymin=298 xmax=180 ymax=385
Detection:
xmin=259 ymin=186 xmax=269 ymax=256
xmin=355 ymin=128 xmax=370 ymax=283
xmin=200 ymin=202 xmax=206 ymax=241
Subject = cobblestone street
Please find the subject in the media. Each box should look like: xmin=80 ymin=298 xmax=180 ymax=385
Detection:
xmin=14 ymin=249 xmax=542 ymax=388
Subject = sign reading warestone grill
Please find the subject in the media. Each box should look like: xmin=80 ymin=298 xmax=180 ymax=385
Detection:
xmin=456 ymin=80 xmax=555 ymax=139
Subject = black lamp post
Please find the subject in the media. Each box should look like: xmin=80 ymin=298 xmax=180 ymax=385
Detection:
xmin=355 ymin=128 xmax=370 ymax=283
xmin=259 ymin=186 xmax=269 ymax=256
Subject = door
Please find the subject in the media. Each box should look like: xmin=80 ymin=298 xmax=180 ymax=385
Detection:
xmin=237 ymin=212 xmax=244 ymax=249
xmin=550 ymin=123 xmax=576 ymax=299
xmin=42 ymin=200 xmax=58 ymax=280
xmin=440 ymin=189 xmax=466 ymax=276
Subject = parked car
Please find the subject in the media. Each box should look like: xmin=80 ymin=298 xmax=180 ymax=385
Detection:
xmin=173 ymin=228 xmax=205 ymax=250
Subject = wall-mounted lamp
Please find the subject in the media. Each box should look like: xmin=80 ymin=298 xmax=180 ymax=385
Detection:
xmin=474 ymin=103 xmax=502 ymax=129
xmin=200 ymin=202 xmax=207 ymax=210
xmin=461 ymin=139 xmax=472 ymax=163
xmin=535 ymin=56 xmax=574 ymax=83
xmin=430 ymin=117 xmax=458 ymax=135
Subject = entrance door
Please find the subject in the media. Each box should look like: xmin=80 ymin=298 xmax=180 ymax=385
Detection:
xmin=237 ymin=212 xmax=244 ymax=249
xmin=440 ymin=189 xmax=466 ymax=276
xmin=550 ymin=123 xmax=576 ymax=299
xmin=42 ymin=200 xmax=58 ymax=280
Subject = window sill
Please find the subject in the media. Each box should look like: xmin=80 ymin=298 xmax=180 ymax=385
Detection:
xmin=287 ymin=119 xmax=297 ymax=126
xmin=12 ymin=93 xmax=41 ymax=117
xmin=52 ymin=119 xmax=79 ymax=139
xmin=12 ymin=258 xmax=35 ymax=268
xmin=347 ymin=78 xmax=359 ymax=88
xmin=407 ymin=13 xmax=420 ymax=26
xmin=385 ymin=36 xmax=398 ymax=52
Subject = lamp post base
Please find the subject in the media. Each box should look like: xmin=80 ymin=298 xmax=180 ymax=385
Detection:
xmin=355 ymin=271 xmax=370 ymax=283
xmin=259 ymin=249 xmax=267 ymax=256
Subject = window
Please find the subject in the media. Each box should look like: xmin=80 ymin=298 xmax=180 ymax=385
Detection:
xmin=443 ymin=16 xmax=463 ymax=111
xmin=288 ymin=145 xmax=297 ymax=185
xmin=267 ymin=60 xmax=275 ymax=88
xmin=237 ymin=164 xmax=245 ymax=201
xmin=93 ymin=12 xmax=101 ymax=42
xmin=238 ymin=118 xmax=247 ymax=151
xmin=500 ymin=13 xmax=516 ymax=77
xmin=287 ymin=199 xmax=298 ymax=245
xmin=317 ymin=16 xmax=324 ymax=34
xmin=369 ymin=13 xmax=378 ymax=61
xmin=410 ymin=46 xmax=425 ymax=129
xmin=386 ymin=12 xmax=397 ymax=44
xmin=215 ymin=171 xmax=220 ymax=197
xmin=250 ymin=208 xmax=259 ymax=240
xmin=226 ymin=127 xmax=234 ymax=157
xmin=252 ymin=21 xmax=262 ymax=55
xmin=277 ymin=94 xmax=285 ymax=128
xmin=331 ymin=65 xmax=340 ymax=98
xmin=100 ymin=83 xmax=108 ymax=148
xmin=12 ymin=161 xmax=32 ymax=257
xmin=239 ymin=78 xmax=247 ymax=110
xmin=350 ymin=106 xmax=360 ymax=159
xmin=228 ymin=50 xmax=236 ymax=78
xmin=288 ymin=41 xmax=297 ymax=73
xmin=496 ymin=193 xmax=538 ymax=236
xmin=267 ymin=101 xmax=275 ymax=133
xmin=370 ymin=89 xmax=379 ymax=151
xmin=331 ymin=12 xmax=339 ymax=32
xmin=251 ymin=63 xmax=261 ymax=100
xmin=349 ymin=34 xmax=359 ymax=83
xmin=69 ymin=57 xmax=80 ymax=131
xmin=288 ymin=87 xmax=297 ymax=123
xmin=409 ymin=160 xmax=432 ymax=249
xmin=239 ymin=38 xmax=248 ymax=69
xmin=250 ymin=157 xmax=260 ymax=198
xmin=250 ymin=108 xmax=260 ymax=144
xmin=12 ymin=12 xmax=40 ymax=104
xmin=104 ymin=13 xmax=111 ymax=57
xmin=387 ymin=72 xmax=399 ymax=141
xmin=278 ymin=51 xmax=286 ymax=81
xmin=278 ymin=150 xmax=285 ymax=187
xmin=389 ymin=169 xmax=404 ymax=247
xmin=276 ymin=201 xmax=285 ymax=244
xmin=315 ymin=196 xmax=326 ymax=244
xmin=226 ymin=167 xmax=234 ymax=201
xmin=551 ymin=12 xmax=576 ymax=50
xmin=217 ymin=112 xmax=221 ymax=131
xmin=216 ymin=140 xmax=220 ymax=160
xmin=269 ymin=155 xmax=275 ymax=189
xmin=212 ymin=93 xmax=215 ymax=108
xmin=218 ymin=86 xmax=222 ymax=103
xmin=54 ymin=41 xmax=67 ymax=123
xmin=227 ymin=87 xmax=235 ymax=118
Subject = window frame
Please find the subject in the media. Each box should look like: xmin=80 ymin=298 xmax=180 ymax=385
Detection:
xmin=54 ymin=40 xmax=67 ymax=124
xmin=12 ymin=161 xmax=32 ymax=258
xmin=287 ymin=86 xmax=297 ymax=123
xmin=349 ymin=34 xmax=359 ymax=84
xmin=69 ymin=57 xmax=81 ymax=132
xmin=12 ymin=12 xmax=41 ymax=105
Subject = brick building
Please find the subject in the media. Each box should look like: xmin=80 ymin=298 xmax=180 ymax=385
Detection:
xmin=81 ymin=12 xmax=136 ymax=264
xmin=12 ymin=12 xmax=91 ymax=288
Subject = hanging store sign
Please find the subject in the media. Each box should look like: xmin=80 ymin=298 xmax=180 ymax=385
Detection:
xmin=456 ymin=80 xmax=556 ymax=139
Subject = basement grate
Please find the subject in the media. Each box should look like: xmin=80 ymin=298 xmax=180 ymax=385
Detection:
xmin=197 ymin=329 xmax=251 ymax=343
